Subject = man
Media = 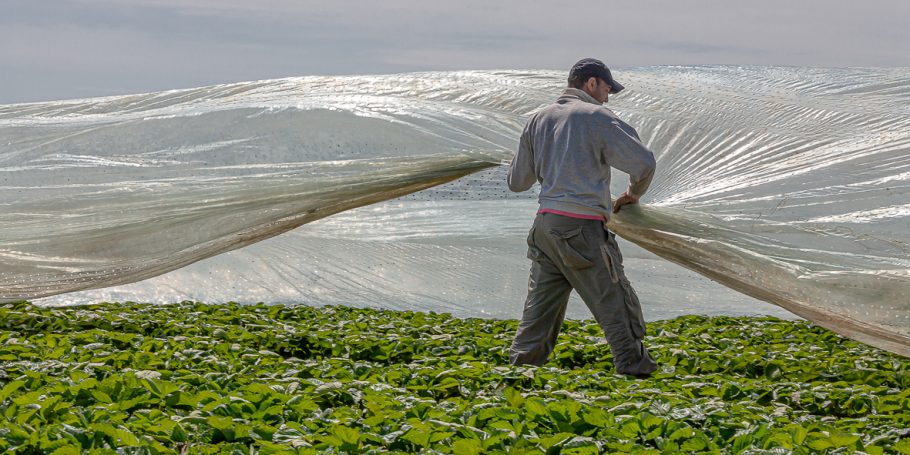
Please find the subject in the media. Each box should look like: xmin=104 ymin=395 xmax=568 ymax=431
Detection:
xmin=507 ymin=58 xmax=657 ymax=378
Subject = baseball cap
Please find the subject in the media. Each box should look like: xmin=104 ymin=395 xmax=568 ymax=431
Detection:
xmin=569 ymin=58 xmax=624 ymax=94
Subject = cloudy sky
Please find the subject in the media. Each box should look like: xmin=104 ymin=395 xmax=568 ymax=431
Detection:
xmin=1 ymin=0 xmax=908 ymax=103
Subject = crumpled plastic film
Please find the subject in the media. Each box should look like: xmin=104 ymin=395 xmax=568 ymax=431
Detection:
xmin=1 ymin=67 xmax=908 ymax=355
xmin=607 ymin=66 xmax=910 ymax=356
xmin=0 ymin=73 xmax=529 ymax=300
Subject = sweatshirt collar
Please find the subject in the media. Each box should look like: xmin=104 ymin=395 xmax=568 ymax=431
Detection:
xmin=561 ymin=88 xmax=602 ymax=106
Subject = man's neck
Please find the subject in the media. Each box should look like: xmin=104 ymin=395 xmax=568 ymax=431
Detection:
xmin=563 ymin=88 xmax=602 ymax=105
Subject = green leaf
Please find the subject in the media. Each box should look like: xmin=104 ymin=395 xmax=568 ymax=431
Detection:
xmin=639 ymin=413 xmax=663 ymax=430
xmin=534 ymin=432 xmax=574 ymax=450
xmin=669 ymin=427 xmax=695 ymax=441
xmin=503 ymin=387 xmax=524 ymax=408
xmin=113 ymin=391 xmax=151 ymax=413
xmin=481 ymin=432 xmax=511 ymax=450
xmin=765 ymin=363 xmax=783 ymax=379
xmin=452 ymin=438 xmax=483 ymax=455
xmin=142 ymin=378 xmax=180 ymax=399
xmin=431 ymin=431 xmax=455 ymax=443
xmin=765 ymin=430 xmax=794 ymax=449
xmin=0 ymin=380 xmax=26 ymax=403
xmin=160 ymin=422 xmax=183 ymax=444
xmin=333 ymin=426 xmax=361 ymax=445
xmin=526 ymin=397 xmax=548 ymax=418
xmin=681 ymin=436 xmax=707 ymax=452
xmin=547 ymin=402 xmax=569 ymax=423
xmin=250 ymin=424 xmax=277 ymax=442
xmin=401 ymin=428 xmax=432 ymax=448
xmin=789 ymin=425 xmax=808 ymax=445
xmin=865 ymin=445 xmax=884 ymax=455
xmin=829 ymin=431 xmax=859 ymax=448
xmin=807 ymin=437 xmax=833 ymax=451
xmin=436 ymin=377 xmax=460 ymax=390
xmin=581 ymin=408 xmax=609 ymax=427
xmin=90 ymin=423 xmax=140 ymax=447
xmin=318 ymin=434 xmax=344 ymax=447
xmin=731 ymin=434 xmax=753 ymax=453
xmin=164 ymin=390 xmax=182 ymax=407
xmin=207 ymin=415 xmax=234 ymax=431
xmin=91 ymin=391 xmax=113 ymax=404
xmin=489 ymin=420 xmax=515 ymax=432
xmin=620 ymin=421 xmax=641 ymax=438
xmin=49 ymin=446 xmax=82 ymax=455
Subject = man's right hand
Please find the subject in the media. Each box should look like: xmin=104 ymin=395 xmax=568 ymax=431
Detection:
xmin=612 ymin=192 xmax=640 ymax=213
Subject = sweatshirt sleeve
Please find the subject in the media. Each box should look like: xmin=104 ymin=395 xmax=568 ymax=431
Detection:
xmin=603 ymin=119 xmax=657 ymax=198
xmin=507 ymin=120 xmax=537 ymax=192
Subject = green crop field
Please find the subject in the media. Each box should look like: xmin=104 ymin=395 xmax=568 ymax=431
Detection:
xmin=0 ymin=301 xmax=907 ymax=454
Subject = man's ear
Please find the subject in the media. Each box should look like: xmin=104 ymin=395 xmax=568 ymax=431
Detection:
xmin=584 ymin=77 xmax=597 ymax=92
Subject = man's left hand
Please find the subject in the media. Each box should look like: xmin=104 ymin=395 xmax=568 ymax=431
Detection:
xmin=613 ymin=192 xmax=640 ymax=213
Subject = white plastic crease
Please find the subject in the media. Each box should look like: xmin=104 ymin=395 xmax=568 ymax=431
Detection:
xmin=1 ymin=67 xmax=908 ymax=356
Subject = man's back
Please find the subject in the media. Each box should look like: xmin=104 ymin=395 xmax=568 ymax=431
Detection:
xmin=508 ymin=88 xmax=656 ymax=222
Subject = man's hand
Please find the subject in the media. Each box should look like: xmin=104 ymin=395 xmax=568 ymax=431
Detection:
xmin=612 ymin=192 xmax=640 ymax=214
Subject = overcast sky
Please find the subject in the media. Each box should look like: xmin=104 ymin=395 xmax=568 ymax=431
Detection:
xmin=2 ymin=0 xmax=908 ymax=104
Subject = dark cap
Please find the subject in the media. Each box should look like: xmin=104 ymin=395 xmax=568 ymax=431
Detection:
xmin=569 ymin=58 xmax=624 ymax=94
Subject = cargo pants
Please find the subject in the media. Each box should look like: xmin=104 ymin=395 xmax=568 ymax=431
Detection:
xmin=509 ymin=212 xmax=657 ymax=376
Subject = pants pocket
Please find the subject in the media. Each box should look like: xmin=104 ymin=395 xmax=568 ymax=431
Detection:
xmin=599 ymin=243 xmax=620 ymax=283
xmin=547 ymin=226 xmax=594 ymax=269
xmin=526 ymin=227 xmax=544 ymax=262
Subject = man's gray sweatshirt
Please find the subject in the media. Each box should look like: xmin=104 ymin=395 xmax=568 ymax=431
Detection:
xmin=507 ymin=88 xmax=656 ymax=222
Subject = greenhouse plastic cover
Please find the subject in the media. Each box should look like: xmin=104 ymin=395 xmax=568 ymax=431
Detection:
xmin=1 ymin=67 xmax=908 ymax=356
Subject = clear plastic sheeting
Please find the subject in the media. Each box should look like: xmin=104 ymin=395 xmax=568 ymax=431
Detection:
xmin=1 ymin=67 xmax=909 ymax=356
xmin=605 ymin=66 xmax=910 ymax=356
xmin=0 ymin=73 xmax=525 ymax=301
